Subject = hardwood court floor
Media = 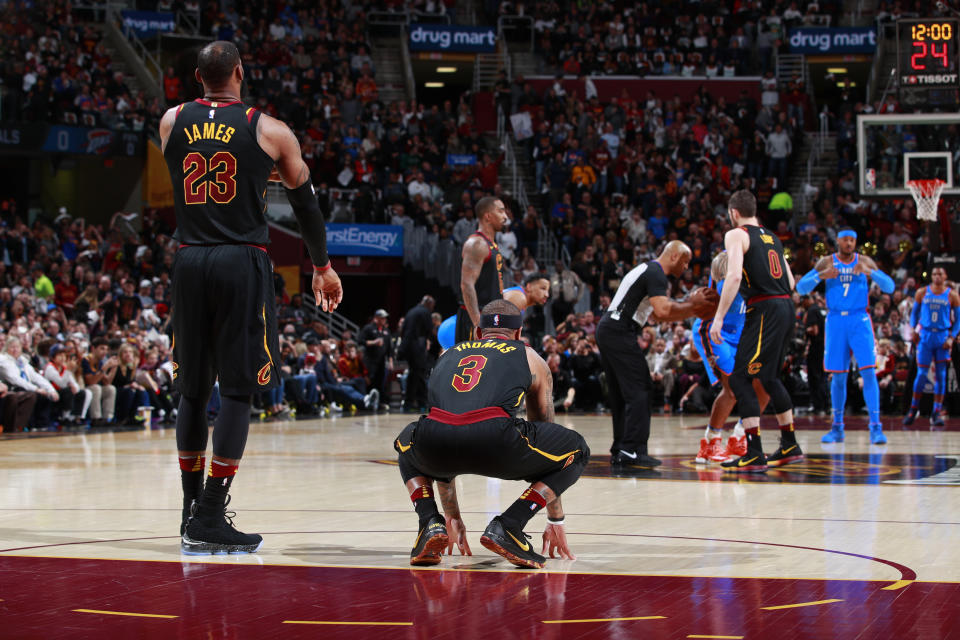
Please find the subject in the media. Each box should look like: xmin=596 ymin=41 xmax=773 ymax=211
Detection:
xmin=0 ymin=412 xmax=958 ymax=639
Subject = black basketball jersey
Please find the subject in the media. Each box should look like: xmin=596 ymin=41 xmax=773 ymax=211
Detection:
xmin=164 ymin=99 xmax=276 ymax=245
xmin=739 ymin=225 xmax=791 ymax=301
xmin=463 ymin=232 xmax=504 ymax=307
xmin=428 ymin=339 xmax=531 ymax=416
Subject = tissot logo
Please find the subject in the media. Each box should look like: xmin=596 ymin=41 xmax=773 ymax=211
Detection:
xmin=903 ymin=74 xmax=959 ymax=85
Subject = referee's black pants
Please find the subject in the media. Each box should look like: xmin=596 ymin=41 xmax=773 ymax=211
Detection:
xmin=596 ymin=316 xmax=653 ymax=456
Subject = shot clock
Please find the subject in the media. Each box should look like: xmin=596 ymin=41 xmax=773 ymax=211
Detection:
xmin=898 ymin=18 xmax=960 ymax=106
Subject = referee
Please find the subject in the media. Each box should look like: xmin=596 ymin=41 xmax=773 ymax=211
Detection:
xmin=597 ymin=241 xmax=713 ymax=467
xmin=160 ymin=41 xmax=342 ymax=554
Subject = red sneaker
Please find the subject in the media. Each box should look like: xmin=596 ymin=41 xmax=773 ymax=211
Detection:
xmin=695 ymin=437 xmax=722 ymax=464
xmin=722 ymin=434 xmax=747 ymax=460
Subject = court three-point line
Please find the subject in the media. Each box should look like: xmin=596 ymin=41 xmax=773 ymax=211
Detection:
xmin=761 ymin=599 xmax=844 ymax=610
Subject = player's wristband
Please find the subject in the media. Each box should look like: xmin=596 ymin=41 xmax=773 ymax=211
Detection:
xmin=547 ymin=517 xmax=565 ymax=526
xmin=313 ymin=262 xmax=331 ymax=273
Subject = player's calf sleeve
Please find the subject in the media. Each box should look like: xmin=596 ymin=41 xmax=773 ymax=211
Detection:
xmin=729 ymin=371 xmax=761 ymax=419
xmin=860 ymin=368 xmax=880 ymax=423
xmin=176 ymin=395 xmax=209 ymax=451
xmin=934 ymin=361 xmax=948 ymax=396
xmin=765 ymin=378 xmax=793 ymax=415
xmin=831 ymin=372 xmax=848 ymax=425
xmin=211 ymin=394 xmax=252 ymax=460
xmin=540 ymin=437 xmax=591 ymax=497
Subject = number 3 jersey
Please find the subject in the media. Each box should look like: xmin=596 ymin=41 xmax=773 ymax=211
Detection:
xmin=427 ymin=339 xmax=531 ymax=416
xmin=825 ymin=253 xmax=869 ymax=312
xmin=164 ymin=100 xmax=275 ymax=245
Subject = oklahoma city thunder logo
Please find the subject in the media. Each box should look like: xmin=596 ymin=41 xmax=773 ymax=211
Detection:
xmin=257 ymin=363 xmax=272 ymax=385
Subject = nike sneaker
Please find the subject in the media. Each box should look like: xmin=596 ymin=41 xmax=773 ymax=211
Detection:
xmin=902 ymin=408 xmax=918 ymax=426
xmin=931 ymin=411 xmax=945 ymax=428
xmin=766 ymin=441 xmax=804 ymax=467
xmin=821 ymin=425 xmax=844 ymax=443
xmin=716 ymin=434 xmax=747 ymax=461
xmin=409 ymin=514 xmax=449 ymax=566
xmin=480 ymin=516 xmax=545 ymax=569
xmin=611 ymin=450 xmax=662 ymax=467
xmin=721 ymin=433 xmax=767 ymax=473
xmin=181 ymin=496 xmax=262 ymax=555
xmin=869 ymin=423 xmax=887 ymax=445
xmin=695 ymin=437 xmax=722 ymax=464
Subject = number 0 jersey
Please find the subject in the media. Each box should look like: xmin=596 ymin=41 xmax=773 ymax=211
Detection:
xmin=739 ymin=225 xmax=791 ymax=302
xmin=163 ymin=99 xmax=275 ymax=245
xmin=428 ymin=339 xmax=531 ymax=416
xmin=920 ymin=286 xmax=952 ymax=330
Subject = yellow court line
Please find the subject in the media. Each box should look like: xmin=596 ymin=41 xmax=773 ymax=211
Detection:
xmin=687 ymin=635 xmax=744 ymax=639
xmin=761 ymin=599 xmax=844 ymax=611
xmin=543 ymin=616 xmax=666 ymax=624
xmin=882 ymin=579 xmax=914 ymax=590
xmin=283 ymin=621 xmax=412 ymax=626
xmin=73 ymin=608 xmax=177 ymax=619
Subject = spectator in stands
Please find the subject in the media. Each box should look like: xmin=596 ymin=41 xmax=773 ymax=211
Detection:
xmin=358 ymin=309 xmax=391 ymax=409
xmin=646 ymin=338 xmax=677 ymax=413
xmin=0 ymin=335 xmax=58 ymax=429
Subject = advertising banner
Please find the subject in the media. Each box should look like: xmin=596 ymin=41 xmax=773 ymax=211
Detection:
xmin=788 ymin=27 xmax=877 ymax=54
xmin=409 ymin=24 xmax=497 ymax=53
xmin=326 ymin=224 xmax=404 ymax=257
xmin=121 ymin=10 xmax=176 ymax=38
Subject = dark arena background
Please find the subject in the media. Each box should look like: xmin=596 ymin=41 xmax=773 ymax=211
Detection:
xmin=0 ymin=1 xmax=958 ymax=638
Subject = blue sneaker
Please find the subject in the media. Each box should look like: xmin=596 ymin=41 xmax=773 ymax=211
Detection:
xmin=869 ymin=423 xmax=887 ymax=445
xmin=821 ymin=425 xmax=844 ymax=443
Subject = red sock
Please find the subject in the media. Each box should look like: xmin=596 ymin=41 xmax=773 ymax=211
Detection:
xmin=208 ymin=459 xmax=238 ymax=478
xmin=745 ymin=426 xmax=759 ymax=436
xmin=178 ymin=454 xmax=205 ymax=472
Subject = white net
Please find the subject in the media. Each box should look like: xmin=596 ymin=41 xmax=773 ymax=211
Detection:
xmin=908 ymin=180 xmax=945 ymax=222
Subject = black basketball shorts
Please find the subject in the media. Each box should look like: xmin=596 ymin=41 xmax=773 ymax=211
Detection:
xmin=394 ymin=415 xmax=589 ymax=493
xmin=733 ymin=297 xmax=796 ymax=382
xmin=171 ymin=244 xmax=280 ymax=397
xmin=454 ymin=306 xmax=475 ymax=344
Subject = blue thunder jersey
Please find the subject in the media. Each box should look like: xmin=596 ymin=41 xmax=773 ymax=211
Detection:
xmin=711 ymin=274 xmax=746 ymax=344
xmin=920 ymin=286 xmax=952 ymax=330
xmin=825 ymin=254 xmax=869 ymax=312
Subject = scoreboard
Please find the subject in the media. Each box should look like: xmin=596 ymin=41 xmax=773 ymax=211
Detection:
xmin=898 ymin=18 xmax=960 ymax=107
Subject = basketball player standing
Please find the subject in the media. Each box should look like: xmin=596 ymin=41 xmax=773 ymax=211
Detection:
xmin=456 ymin=197 xmax=508 ymax=343
xmin=711 ymin=190 xmax=799 ymax=473
xmin=160 ymin=42 xmax=342 ymax=553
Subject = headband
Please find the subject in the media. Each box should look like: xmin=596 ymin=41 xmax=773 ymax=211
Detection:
xmin=480 ymin=313 xmax=523 ymax=329
xmin=837 ymin=230 xmax=857 ymax=239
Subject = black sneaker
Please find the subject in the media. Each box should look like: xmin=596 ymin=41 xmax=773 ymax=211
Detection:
xmin=610 ymin=451 xmax=662 ymax=467
xmin=931 ymin=411 xmax=945 ymax=428
xmin=410 ymin=514 xmax=448 ymax=566
xmin=181 ymin=496 xmax=262 ymax=555
xmin=721 ymin=450 xmax=768 ymax=472
xmin=479 ymin=516 xmax=545 ymax=569
xmin=767 ymin=441 xmax=804 ymax=467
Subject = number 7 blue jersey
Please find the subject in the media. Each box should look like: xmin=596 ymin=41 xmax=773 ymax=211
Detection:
xmin=824 ymin=254 xmax=868 ymax=312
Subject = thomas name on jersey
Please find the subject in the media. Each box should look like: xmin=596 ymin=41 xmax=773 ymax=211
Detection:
xmin=452 ymin=340 xmax=518 ymax=354
xmin=183 ymin=122 xmax=237 ymax=145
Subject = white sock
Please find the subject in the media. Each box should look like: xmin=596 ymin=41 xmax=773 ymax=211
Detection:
xmin=704 ymin=426 xmax=721 ymax=440
xmin=732 ymin=420 xmax=746 ymax=438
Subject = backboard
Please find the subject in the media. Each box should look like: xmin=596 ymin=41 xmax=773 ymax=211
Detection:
xmin=857 ymin=113 xmax=960 ymax=197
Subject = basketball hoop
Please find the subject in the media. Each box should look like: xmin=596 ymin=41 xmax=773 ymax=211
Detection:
xmin=908 ymin=179 xmax=945 ymax=222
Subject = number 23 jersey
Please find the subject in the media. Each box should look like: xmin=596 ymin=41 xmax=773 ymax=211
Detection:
xmin=428 ymin=339 xmax=531 ymax=416
xmin=163 ymin=99 xmax=275 ymax=245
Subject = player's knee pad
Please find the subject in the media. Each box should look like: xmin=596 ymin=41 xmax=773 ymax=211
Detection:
xmin=934 ymin=361 xmax=948 ymax=396
xmin=765 ymin=379 xmax=793 ymax=415
xmin=542 ymin=436 xmax=591 ymax=497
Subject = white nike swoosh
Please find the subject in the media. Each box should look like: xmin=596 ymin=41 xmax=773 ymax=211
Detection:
xmin=619 ymin=450 xmax=637 ymax=459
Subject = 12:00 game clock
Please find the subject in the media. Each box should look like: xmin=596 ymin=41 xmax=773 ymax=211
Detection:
xmin=897 ymin=18 xmax=960 ymax=106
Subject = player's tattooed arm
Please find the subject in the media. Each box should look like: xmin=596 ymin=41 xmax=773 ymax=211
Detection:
xmin=525 ymin=347 xmax=556 ymax=422
xmin=815 ymin=256 xmax=838 ymax=279
xmin=436 ymin=480 xmax=461 ymax=518
xmin=460 ymin=237 xmax=487 ymax=327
